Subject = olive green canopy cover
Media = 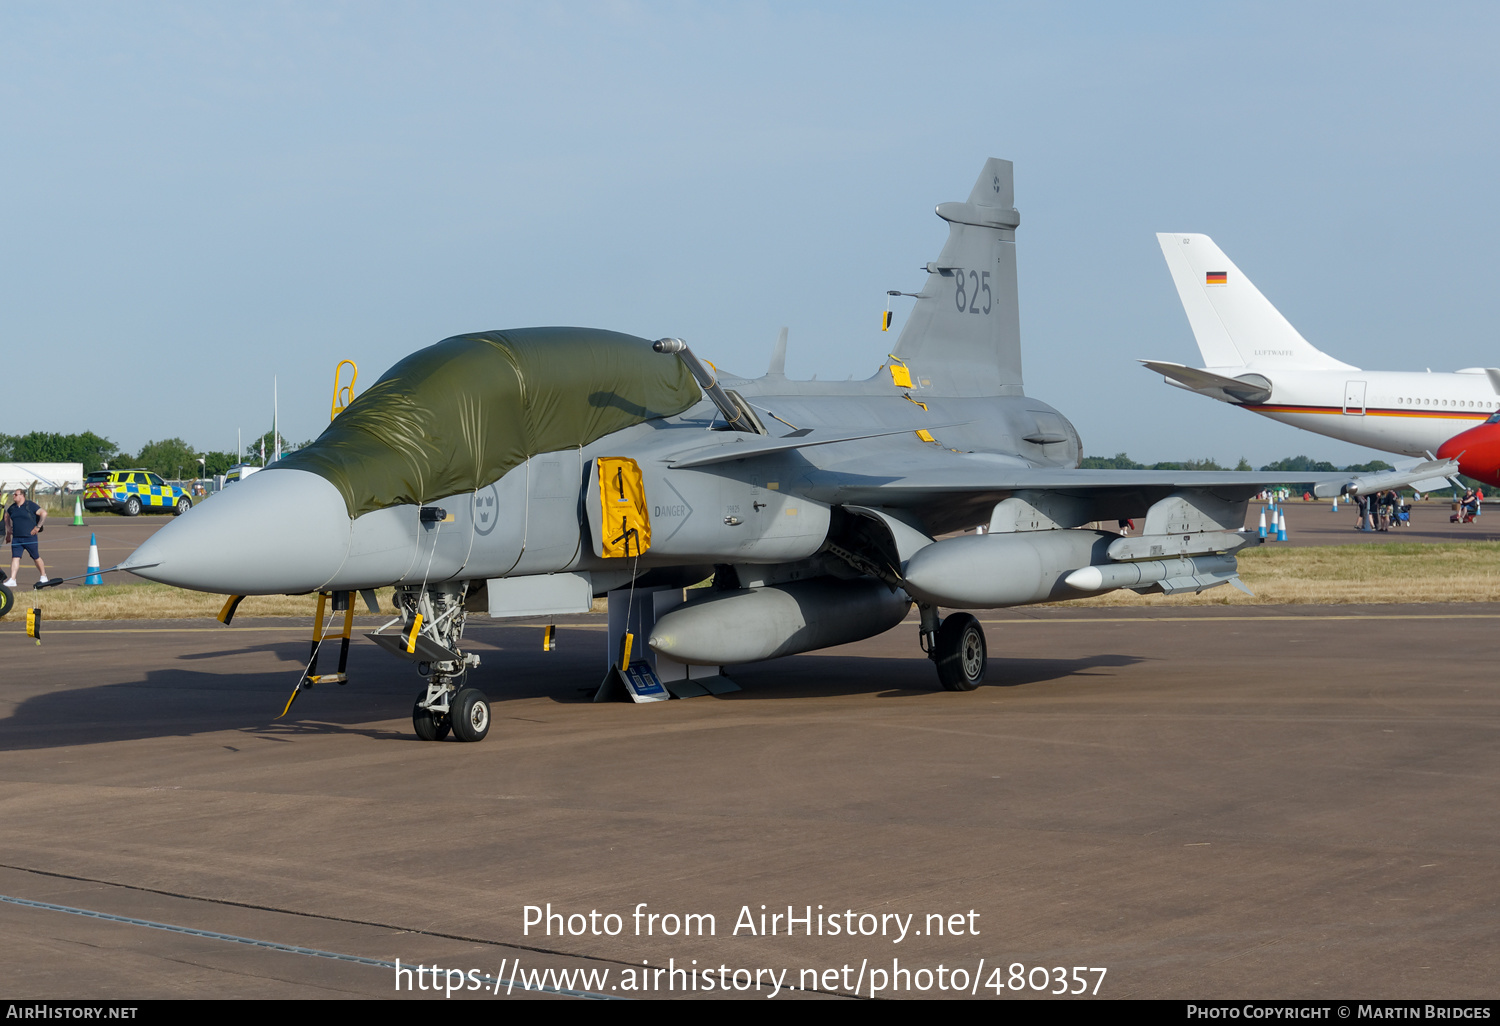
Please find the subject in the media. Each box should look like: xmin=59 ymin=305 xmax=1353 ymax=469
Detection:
xmin=277 ymin=327 xmax=702 ymax=519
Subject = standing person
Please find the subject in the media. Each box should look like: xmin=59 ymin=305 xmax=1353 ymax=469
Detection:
xmin=1378 ymin=490 xmax=1396 ymax=531
xmin=4 ymin=488 xmax=48 ymax=586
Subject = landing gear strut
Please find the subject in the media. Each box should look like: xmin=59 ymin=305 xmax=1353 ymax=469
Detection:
xmin=919 ymin=604 xmax=987 ymax=691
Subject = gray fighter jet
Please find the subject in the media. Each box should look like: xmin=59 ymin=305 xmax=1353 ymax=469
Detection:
xmin=120 ymin=159 xmax=1451 ymax=742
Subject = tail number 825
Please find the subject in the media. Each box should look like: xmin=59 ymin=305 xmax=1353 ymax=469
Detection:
xmin=952 ymin=268 xmax=992 ymax=314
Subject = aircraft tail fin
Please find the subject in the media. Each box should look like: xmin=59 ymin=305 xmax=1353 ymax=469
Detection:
xmin=891 ymin=158 xmax=1024 ymax=397
xmin=1156 ymin=233 xmax=1355 ymax=371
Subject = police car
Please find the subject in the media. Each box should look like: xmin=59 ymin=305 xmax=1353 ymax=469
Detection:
xmin=83 ymin=469 xmax=193 ymax=516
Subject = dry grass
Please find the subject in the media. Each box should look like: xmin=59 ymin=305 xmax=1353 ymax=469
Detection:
xmin=13 ymin=583 xmax=397 ymax=621
xmin=10 ymin=542 xmax=1500 ymax=621
xmin=9 ymin=582 xmax=609 ymax=621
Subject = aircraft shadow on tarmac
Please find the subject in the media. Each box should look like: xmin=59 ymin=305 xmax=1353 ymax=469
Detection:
xmin=724 ymin=651 xmax=1144 ymax=699
xmin=0 ymin=640 xmax=1143 ymax=750
xmin=172 ymin=641 xmax=323 ymax=663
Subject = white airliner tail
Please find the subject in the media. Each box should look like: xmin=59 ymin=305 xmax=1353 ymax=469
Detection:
xmin=1156 ymin=233 xmax=1356 ymax=372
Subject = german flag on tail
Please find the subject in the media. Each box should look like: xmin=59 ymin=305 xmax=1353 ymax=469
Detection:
xmin=1206 ymin=271 xmax=1228 ymax=285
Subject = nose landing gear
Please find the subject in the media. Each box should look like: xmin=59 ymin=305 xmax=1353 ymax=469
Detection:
xmin=370 ymin=582 xmax=490 ymax=742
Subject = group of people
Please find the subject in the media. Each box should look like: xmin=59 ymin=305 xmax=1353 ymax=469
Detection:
xmin=1354 ymin=490 xmax=1409 ymax=532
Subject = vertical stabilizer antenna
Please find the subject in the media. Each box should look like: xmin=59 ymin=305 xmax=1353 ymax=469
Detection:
xmin=654 ymin=338 xmax=753 ymax=432
xmin=273 ymin=376 xmax=280 ymax=463
xmin=767 ymin=327 xmax=788 ymax=377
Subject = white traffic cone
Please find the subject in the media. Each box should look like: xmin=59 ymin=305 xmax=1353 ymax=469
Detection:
xmin=85 ymin=533 xmax=102 ymax=586
xmin=1258 ymin=509 xmax=1267 ymax=539
xmin=1276 ymin=510 xmax=1288 ymax=542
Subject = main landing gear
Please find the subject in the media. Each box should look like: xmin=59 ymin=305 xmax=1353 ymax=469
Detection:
xmin=918 ymin=605 xmax=987 ymax=691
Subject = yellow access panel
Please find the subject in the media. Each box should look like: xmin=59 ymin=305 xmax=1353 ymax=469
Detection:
xmin=596 ymin=457 xmax=652 ymax=558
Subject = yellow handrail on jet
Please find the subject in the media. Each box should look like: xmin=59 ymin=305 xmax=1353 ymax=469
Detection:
xmin=330 ymin=360 xmax=358 ymax=420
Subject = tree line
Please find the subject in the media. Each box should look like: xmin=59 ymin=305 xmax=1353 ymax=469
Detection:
xmin=1080 ymin=453 xmax=1396 ymax=474
xmin=0 ymin=429 xmax=309 ymax=481
xmin=1078 ymin=452 xmax=1494 ymax=492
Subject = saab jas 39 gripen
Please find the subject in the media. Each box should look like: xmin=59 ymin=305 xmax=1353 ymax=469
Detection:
xmin=115 ymin=160 xmax=1453 ymax=743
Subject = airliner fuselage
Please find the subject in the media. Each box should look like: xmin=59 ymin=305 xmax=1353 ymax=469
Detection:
xmin=1171 ymin=367 xmax=1499 ymax=457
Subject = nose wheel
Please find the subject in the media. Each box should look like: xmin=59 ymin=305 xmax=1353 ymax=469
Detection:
xmin=450 ymin=688 xmax=491 ymax=742
xmin=412 ymin=698 xmax=451 ymax=741
xmin=412 ymin=684 xmax=489 ymax=742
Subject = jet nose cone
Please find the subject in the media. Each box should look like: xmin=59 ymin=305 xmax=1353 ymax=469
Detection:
xmin=1435 ymin=432 xmax=1468 ymax=461
xmin=125 ymin=469 xmax=352 ymax=594
xmin=1437 ymin=423 xmax=1500 ymax=487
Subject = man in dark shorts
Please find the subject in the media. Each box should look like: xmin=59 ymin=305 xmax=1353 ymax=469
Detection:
xmin=4 ymin=488 xmax=48 ymax=587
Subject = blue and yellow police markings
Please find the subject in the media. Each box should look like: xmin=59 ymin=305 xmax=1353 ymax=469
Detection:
xmin=119 ymin=481 xmax=179 ymax=508
xmin=83 ymin=473 xmax=190 ymax=514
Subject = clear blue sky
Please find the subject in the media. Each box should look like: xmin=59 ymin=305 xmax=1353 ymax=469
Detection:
xmin=4 ymin=2 xmax=1497 ymax=466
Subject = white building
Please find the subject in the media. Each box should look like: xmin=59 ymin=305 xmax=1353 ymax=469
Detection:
xmin=0 ymin=463 xmax=86 ymax=493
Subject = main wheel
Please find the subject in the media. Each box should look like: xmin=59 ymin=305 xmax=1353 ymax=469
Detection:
xmin=412 ymin=700 xmax=451 ymax=741
xmin=0 ymin=584 xmax=13 ymax=619
xmin=934 ymin=612 xmax=986 ymax=691
xmin=174 ymin=496 xmax=192 ymax=516
xmin=123 ymin=496 xmax=142 ymax=517
xmin=450 ymin=687 xmax=491 ymax=742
